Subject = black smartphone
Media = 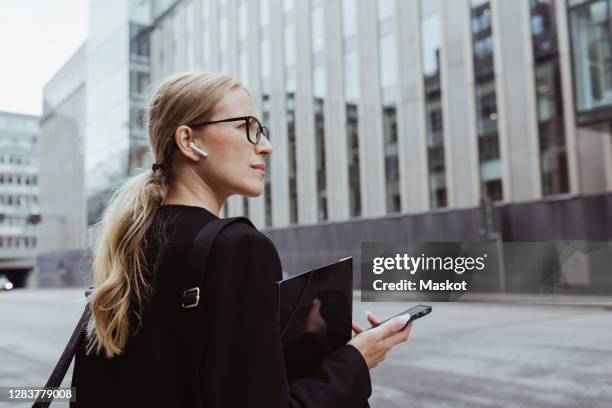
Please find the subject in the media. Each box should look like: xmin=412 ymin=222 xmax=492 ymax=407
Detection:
xmin=365 ymin=305 xmax=432 ymax=331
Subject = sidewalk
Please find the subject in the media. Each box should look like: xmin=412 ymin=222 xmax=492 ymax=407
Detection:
xmin=354 ymin=290 xmax=612 ymax=310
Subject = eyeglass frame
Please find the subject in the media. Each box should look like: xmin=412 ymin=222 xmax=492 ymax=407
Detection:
xmin=186 ymin=115 xmax=269 ymax=145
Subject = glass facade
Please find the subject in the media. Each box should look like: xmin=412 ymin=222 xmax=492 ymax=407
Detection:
xmin=568 ymin=0 xmax=612 ymax=120
xmin=529 ymin=0 xmax=570 ymax=195
xmin=76 ymin=0 xmax=612 ymax=232
xmin=284 ymin=0 xmax=298 ymax=224
xmin=470 ymin=0 xmax=503 ymax=202
xmin=420 ymin=0 xmax=447 ymax=209
xmin=379 ymin=0 xmax=401 ymax=213
xmin=343 ymin=0 xmax=362 ymax=218
xmin=238 ymin=0 xmax=249 ymax=217
xmin=127 ymin=0 xmax=152 ymax=190
xmin=128 ymin=19 xmax=152 ymax=178
xmin=260 ymin=0 xmax=272 ymax=226
xmin=311 ymin=0 xmax=328 ymax=221
xmin=262 ymin=95 xmax=272 ymax=227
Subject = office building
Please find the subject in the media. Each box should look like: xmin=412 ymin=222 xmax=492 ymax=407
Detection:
xmin=141 ymin=0 xmax=611 ymax=278
xmin=45 ymin=0 xmax=611 ymax=290
xmin=38 ymin=43 xmax=89 ymax=288
xmin=0 ymin=112 xmax=40 ymax=288
xmin=85 ymin=0 xmax=154 ymax=225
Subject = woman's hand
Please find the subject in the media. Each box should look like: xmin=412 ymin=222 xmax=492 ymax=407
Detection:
xmin=305 ymin=298 xmax=327 ymax=337
xmin=347 ymin=311 xmax=413 ymax=369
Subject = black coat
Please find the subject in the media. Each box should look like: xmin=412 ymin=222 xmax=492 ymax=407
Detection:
xmin=71 ymin=204 xmax=371 ymax=407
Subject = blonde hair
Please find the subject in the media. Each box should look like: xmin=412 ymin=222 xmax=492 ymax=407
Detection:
xmin=85 ymin=72 xmax=240 ymax=358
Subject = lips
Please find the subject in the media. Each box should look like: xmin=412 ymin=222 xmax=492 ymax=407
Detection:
xmin=251 ymin=163 xmax=265 ymax=176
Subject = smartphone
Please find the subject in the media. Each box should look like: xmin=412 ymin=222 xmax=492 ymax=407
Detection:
xmin=365 ymin=305 xmax=432 ymax=331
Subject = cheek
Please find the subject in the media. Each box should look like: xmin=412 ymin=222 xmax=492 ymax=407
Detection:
xmin=214 ymin=140 xmax=252 ymax=175
xmin=212 ymin=129 xmax=243 ymax=157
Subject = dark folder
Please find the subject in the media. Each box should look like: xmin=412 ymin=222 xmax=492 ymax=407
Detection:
xmin=276 ymin=257 xmax=353 ymax=381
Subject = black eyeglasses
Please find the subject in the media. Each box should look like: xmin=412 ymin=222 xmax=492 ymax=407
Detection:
xmin=187 ymin=115 xmax=269 ymax=145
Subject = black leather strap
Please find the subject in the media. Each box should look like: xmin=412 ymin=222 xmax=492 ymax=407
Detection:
xmin=182 ymin=216 xmax=255 ymax=407
xmin=32 ymin=290 xmax=92 ymax=407
xmin=182 ymin=216 xmax=254 ymax=307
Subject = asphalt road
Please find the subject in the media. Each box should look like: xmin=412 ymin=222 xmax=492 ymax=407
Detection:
xmin=1 ymin=288 xmax=611 ymax=407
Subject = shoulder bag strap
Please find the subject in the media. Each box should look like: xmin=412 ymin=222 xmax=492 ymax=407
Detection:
xmin=32 ymin=288 xmax=93 ymax=408
xmin=181 ymin=216 xmax=255 ymax=308
xmin=181 ymin=216 xmax=255 ymax=407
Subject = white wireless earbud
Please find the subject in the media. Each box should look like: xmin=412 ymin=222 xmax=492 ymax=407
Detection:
xmin=189 ymin=142 xmax=209 ymax=158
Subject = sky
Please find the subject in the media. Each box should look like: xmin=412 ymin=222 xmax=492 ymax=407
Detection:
xmin=0 ymin=0 xmax=88 ymax=116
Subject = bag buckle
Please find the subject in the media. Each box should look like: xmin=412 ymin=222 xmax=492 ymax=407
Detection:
xmin=182 ymin=287 xmax=200 ymax=308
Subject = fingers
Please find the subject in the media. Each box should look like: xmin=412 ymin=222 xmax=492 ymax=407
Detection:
xmin=365 ymin=310 xmax=381 ymax=327
xmin=352 ymin=320 xmax=364 ymax=334
xmin=404 ymin=321 xmax=413 ymax=336
xmin=375 ymin=314 xmax=411 ymax=339
xmin=381 ymin=321 xmax=413 ymax=349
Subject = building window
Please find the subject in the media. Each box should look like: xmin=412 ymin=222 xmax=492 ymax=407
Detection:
xmin=287 ymin=95 xmax=298 ymax=224
xmin=346 ymin=103 xmax=361 ymax=217
xmin=530 ymin=0 xmax=569 ymax=195
xmin=314 ymin=99 xmax=328 ymax=221
xmin=242 ymin=196 xmax=249 ymax=218
xmin=260 ymin=0 xmax=273 ymax=226
xmin=471 ymin=0 xmax=503 ymax=202
xmin=284 ymin=0 xmax=298 ymax=224
xmin=379 ymin=0 xmax=401 ymax=213
xmin=421 ymin=0 xmax=447 ymax=209
xmin=343 ymin=0 xmax=361 ymax=218
xmin=568 ymin=0 xmax=612 ymax=117
xmin=263 ymin=99 xmax=272 ymax=227
xmin=382 ymin=106 xmax=400 ymax=212
xmin=130 ymin=71 xmax=150 ymax=95
xmin=312 ymin=0 xmax=328 ymax=221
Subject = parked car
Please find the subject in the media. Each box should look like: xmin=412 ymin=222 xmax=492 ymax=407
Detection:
xmin=0 ymin=275 xmax=13 ymax=291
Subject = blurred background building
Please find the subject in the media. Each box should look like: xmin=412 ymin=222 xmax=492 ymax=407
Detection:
xmin=0 ymin=112 xmax=40 ymax=288
xmin=84 ymin=0 xmax=153 ymax=226
xmin=33 ymin=0 xmax=611 ymax=290
xmin=37 ymin=43 xmax=88 ymax=288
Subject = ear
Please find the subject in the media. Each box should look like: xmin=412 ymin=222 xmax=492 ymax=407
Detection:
xmin=174 ymin=125 xmax=201 ymax=162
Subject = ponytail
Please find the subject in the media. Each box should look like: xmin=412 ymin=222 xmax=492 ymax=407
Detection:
xmin=85 ymin=169 xmax=167 ymax=357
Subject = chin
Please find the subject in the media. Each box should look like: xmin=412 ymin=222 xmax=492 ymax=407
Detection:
xmin=238 ymin=181 xmax=264 ymax=197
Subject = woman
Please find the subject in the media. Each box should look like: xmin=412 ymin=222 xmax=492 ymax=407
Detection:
xmin=70 ymin=71 xmax=414 ymax=407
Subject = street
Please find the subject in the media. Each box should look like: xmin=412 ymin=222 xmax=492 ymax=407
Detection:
xmin=1 ymin=288 xmax=611 ymax=407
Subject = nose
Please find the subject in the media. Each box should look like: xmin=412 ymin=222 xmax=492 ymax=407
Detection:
xmin=256 ymin=133 xmax=273 ymax=156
